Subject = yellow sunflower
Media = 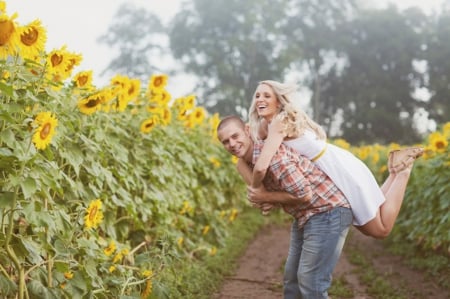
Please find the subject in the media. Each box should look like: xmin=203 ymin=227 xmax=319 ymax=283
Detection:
xmin=186 ymin=107 xmax=206 ymax=127
xmin=16 ymin=19 xmax=47 ymax=61
xmin=148 ymin=74 xmax=168 ymax=92
xmin=32 ymin=111 xmax=58 ymax=150
xmin=78 ymin=90 xmax=112 ymax=115
xmin=141 ymin=279 xmax=153 ymax=299
xmin=84 ymin=199 xmax=104 ymax=229
xmin=149 ymin=89 xmax=171 ymax=107
xmin=64 ymin=52 xmax=83 ymax=75
xmin=72 ymin=70 xmax=94 ymax=89
xmin=47 ymin=45 xmax=71 ymax=73
xmin=140 ymin=116 xmax=159 ymax=133
xmin=428 ymin=131 xmax=448 ymax=153
xmin=0 ymin=13 xmax=19 ymax=59
xmin=104 ymin=240 xmax=116 ymax=256
xmin=160 ymin=107 xmax=172 ymax=125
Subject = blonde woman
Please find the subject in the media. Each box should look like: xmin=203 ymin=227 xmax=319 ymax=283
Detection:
xmin=239 ymin=80 xmax=423 ymax=239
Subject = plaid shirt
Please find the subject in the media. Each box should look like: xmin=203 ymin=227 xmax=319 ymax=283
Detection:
xmin=252 ymin=141 xmax=350 ymax=228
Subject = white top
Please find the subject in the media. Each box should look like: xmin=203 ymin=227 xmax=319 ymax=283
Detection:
xmin=284 ymin=130 xmax=385 ymax=225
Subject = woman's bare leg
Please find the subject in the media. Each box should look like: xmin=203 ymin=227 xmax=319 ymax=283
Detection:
xmin=380 ymin=173 xmax=396 ymax=193
xmin=356 ymin=165 xmax=412 ymax=239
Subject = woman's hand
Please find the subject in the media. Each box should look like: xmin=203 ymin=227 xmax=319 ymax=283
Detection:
xmin=268 ymin=116 xmax=284 ymax=135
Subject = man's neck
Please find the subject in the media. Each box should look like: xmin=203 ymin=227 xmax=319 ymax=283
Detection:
xmin=242 ymin=144 xmax=254 ymax=164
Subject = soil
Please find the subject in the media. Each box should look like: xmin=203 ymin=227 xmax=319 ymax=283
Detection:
xmin=212 ymin=223 xmax=449 ymax=299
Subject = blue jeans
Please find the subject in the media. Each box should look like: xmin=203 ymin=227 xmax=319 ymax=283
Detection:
xmin=283 ymin=207 xmax=352 ymax=299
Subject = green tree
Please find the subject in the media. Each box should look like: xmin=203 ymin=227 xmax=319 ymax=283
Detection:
xmin=168 ymin=0 xmax=293 ymax=117
xmin=317 ymin=6 xmax=427 ymax=144
xmin=98 ymin=3 xmax=166 ymax=81
xmin=424 ymin=8 xmax=450 ymax=125
xmin=282 ymin=0 xmax=359 ymax=124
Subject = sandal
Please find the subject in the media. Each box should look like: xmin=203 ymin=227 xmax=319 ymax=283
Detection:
xmin=388 ymin=147 xmax=424 ymax=174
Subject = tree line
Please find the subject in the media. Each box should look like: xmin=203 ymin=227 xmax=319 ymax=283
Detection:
xmin=98 ymin=0 xmax=450 ymax=144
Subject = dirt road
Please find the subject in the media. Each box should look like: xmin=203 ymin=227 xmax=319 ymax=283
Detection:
xmin=212 ymin=223 xmax=448 ymax=299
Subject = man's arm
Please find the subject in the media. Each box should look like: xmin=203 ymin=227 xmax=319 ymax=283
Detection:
xmin=248 ymin=149 xmax=313 ymax=205
xmin=247 ymin=185 xmax=311 ymax=205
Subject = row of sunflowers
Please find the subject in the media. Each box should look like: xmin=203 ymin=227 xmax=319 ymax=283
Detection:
xmin=1 ymin=1 xmax=448 ymax=297
xmin=0 ymin=2 xmax=245 ymax=297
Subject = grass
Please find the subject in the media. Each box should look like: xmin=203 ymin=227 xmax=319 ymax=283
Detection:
xmin=151 ymin=207 xmax=276 ymax=298
xmin=384 ymin=237 xmax=450 ymax=290
xmin=342 ymin=229 xmax=448 ymax=299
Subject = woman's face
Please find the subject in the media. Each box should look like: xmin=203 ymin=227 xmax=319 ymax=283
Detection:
xmin=253 ymin=83 xmax=279 ymax=120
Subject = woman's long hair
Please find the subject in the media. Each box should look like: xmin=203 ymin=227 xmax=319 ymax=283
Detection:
xmin=248 ymin=80 xmax=326 ymax=141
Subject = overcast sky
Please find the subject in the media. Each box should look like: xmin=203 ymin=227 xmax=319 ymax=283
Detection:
xmin=6 ymin=0 xmax=445 ymax=95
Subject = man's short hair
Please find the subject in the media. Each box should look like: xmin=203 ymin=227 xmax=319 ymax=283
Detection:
xmin=217 ymin=115 xmax=246 ymax=133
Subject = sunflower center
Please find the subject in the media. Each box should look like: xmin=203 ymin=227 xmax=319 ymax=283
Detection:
xmin=86 ymin=99 xmax=100 ymax=108
xmin=89 ymin=206 xmax=98 ymax=221
xmin=50 ymin=53 xmax=63 ymax=67
xmin=146 ymin=121 xmax=154 ymax=128
xmin=40 ymin=123 xmax=51 ymax=139
xmin=77 ymin=75 xmax=89 ymax=87
xmin=0 ymin=19 xmax=14 ymax=46
xmin=154 ymin=78 xmax=162 ymax=87
xmin=436 ymin=141 xmax=445 ymax=149
xmin=21 ymin=27 xmax=38 ymax=46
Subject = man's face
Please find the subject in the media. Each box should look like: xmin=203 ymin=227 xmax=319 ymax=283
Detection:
xmin=217 ymin=122 xmax=252 ymax=160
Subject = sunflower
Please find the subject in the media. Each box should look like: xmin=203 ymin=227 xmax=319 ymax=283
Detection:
xmin=140 ymin=116 xmax=159 ymax=133
xmin=64 ymin=272 xmax=73 ymax=280
xmin=64 ymin=52 xmax=82 ymax=75
xmin=209 ymin=157 xmax=221 ymax=168
xmin=202 ymin=225 xmax=210 ymax=235
xmin=32 ymin=111 xmax=58 ymax=150
xmin=209 ymin=246 xmax=217 ymax=256
xmin=47 ymin=45 xmax=71 ymax=73
xmin=149 ymin=89 xmax=171 ymax=107
xmin=0 ymin=13 xmax=19 ymax=59
xmin=84 ymin=199 xmax=104 ymax=229
xmin=188 ymin=107 xmax=206 ymax=125
xmin=16 ymin=20 xmax=47 ymax=61
xmin=77 ymin=91 xmax=110 ymax=115
xmin=160 ymin=107 xmax=172 ymax=125
xmin=141 ymin=279 xmax=153 ymax=299
xmin=428 ymin=131 xmax=448 ymax=153
xmin=46 ymin=46 xmax=82 ymax=83
xmin=148 ymin=74 xmax=168 ymax=92
xmin=104 ymin=240 xmax=116 ymax=256
xmin=73 ymin=70 xmax=94 ymax=89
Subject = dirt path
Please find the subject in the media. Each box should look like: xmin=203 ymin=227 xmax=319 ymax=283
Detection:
xmin=212 ymin=223 xmax=448 ymax=299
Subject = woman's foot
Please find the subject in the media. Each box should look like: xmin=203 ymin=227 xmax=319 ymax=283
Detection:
xmin=388 ymin=147 xmax=424 ymax=174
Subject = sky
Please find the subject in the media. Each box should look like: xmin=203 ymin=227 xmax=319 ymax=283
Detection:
xmin=6 ymin=0 xmax=445 ymax=97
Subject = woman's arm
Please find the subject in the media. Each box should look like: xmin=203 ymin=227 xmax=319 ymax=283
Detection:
xmin=236 ymin=158 xmax=252 ymax=185
xmin=237 ymin=158 xmax=276 ymax=214
xmin=252 ymin=118 xmax=285 ymax=188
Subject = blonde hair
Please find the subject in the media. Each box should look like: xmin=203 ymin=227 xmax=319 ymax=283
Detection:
xmin=248 ymin=80 xmax=326 ymax=141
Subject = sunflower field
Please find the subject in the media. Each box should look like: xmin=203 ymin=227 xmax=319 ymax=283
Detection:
xmin=0 ymin=2 xmax=247 ymax=298
xmin=1 ymin=1 xmax=449 ymax=298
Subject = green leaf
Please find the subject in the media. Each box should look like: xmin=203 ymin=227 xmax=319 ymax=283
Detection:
xmin=0 ymin=81 xmax=14 ymax=97
xmin=0 ymin=129 xmax=15 ymax=147
xmin=20 ymin=177 xmax=37 ymax=199
xmin=0 ymin=147 xmax=13 ymax=156
xmin=0 ymin=274 xmax=17 ymax=296
xmin=0 ymin=192 xmax=15 ymax=208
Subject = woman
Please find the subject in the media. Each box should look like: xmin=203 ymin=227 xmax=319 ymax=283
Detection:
xmin=239 ymin=80 xmax=423 ymax=239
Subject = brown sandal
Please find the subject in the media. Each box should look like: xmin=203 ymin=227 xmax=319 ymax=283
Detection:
xmin=388 ymin=147 xmax=424 ymax=174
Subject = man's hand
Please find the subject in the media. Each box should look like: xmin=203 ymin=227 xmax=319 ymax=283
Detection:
xmin=247 ymin=185 xmax=269 ymax=204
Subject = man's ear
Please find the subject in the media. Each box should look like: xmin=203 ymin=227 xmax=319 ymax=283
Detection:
xmin=244 ymin=123 xmax=250 ymax=135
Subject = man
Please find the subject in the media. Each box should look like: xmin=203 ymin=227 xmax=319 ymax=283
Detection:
xmin=217 ymin=115 xmax=353 ymax=299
